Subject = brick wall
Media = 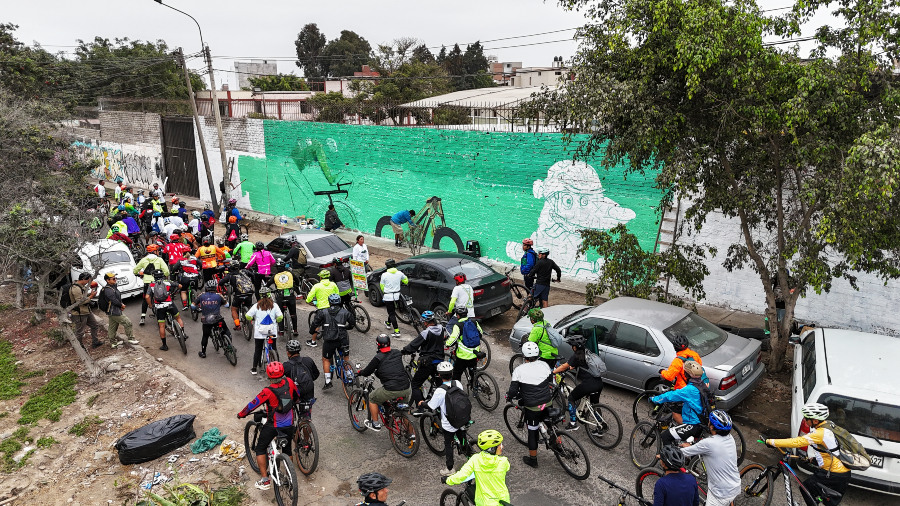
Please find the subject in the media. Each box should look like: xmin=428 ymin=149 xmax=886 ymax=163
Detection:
xmin=201 ymin=116 xmax=265 ymax=154
xmin=99 ymin=111 xmax=161 ymax=145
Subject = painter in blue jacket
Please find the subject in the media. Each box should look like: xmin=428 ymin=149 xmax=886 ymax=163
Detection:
xmin=389 ymin=209 xmax=417 ymax=247
xmin=650 ymin=360 xmax=706 ymax=445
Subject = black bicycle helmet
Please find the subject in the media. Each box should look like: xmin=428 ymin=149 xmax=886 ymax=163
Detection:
xmin=254 ymin=241 xmax=264 ymax=251
xmin=204 ymin=279 xmax=217 ymax=291
xmin=660 ymin=445 xmax=686 ymax=469
xmin=670 ymin=333 xmax=689 ymax=352
xmin=357 ymin=472 xmax=392 ymax=495
xmin=286 ymin=340 xmax=302 ymax=353
xmin=384 ymin=258 xmax=396 ymax=269
xmin=376 ymin=334 xmax=391 ymax=348
xmin=565 ymin=334 xmax=587 ymax=348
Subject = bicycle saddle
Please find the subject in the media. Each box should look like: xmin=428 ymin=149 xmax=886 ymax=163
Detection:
xmin=816 ymin=484 xmax=842 ymax=500
xmin=547 ymin=407 xmax=564 ymax=422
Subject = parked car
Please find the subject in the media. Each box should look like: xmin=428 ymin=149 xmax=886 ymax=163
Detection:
xmin=508 ymin=297 xmax=765 ymax=409
xmin=265 ymin=230 xmax=354 ymax=277
xmin=70 ymin=239 xmax=142 ymax=299
xmin=790 ymin=327 xmax=900 ymax=495
xmin=367 ymin=252 xmax=513 ymax=319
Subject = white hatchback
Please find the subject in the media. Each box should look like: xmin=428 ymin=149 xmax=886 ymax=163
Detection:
xmin=791 ymin=327 xmax=900 ymax=495
xmin=70 ymin=240 xmax=143 ymax=299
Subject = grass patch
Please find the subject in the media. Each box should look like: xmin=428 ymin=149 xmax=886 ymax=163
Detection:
xmin=0 ymin=304 xmax=11 ymax=311
xmin=19 ymin=370 xmax=45 ymax=379
xmin=0 ymin=413 xmax=7 ymax=420
xmin=0 ymin=342 xmax=26 ymax=400
xmin=35 ymin=437 xmax=57 ymax=449
xmin=45 ymin=328 xmax=66 ymax=346
xmin=0 ymin=425 xmax=35 ymax=472
xmin=68 ymin=415 xmax=102 ymax=436
xmin=137 ymin=480 xmax=247 ymax=506
xmin=18 ymin=371 xmax=77 ymax=425
xmin=86 ymin=393 xmax=99 ymax=408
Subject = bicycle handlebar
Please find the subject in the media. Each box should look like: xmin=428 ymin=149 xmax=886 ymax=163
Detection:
xmin=596 ymin=475 xmax=653 ymax=506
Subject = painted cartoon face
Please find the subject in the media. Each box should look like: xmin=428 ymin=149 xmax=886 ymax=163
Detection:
xmin=547 ymin=191 xmax=636 ymax=230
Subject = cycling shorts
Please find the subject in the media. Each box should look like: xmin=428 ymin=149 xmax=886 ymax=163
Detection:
xmin=155 ymin=304 xmax=179 ymax=323
xmin=322 ymin=338 xmax=350 ymax=360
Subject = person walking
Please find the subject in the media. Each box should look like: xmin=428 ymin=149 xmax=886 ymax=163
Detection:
xmin=389 ymin=209 xmax=417 ymax=247
xmin=98 ymin=273 xmax=138 ymax=348
xmin=68 ymin=273 xmax=103 ymax=349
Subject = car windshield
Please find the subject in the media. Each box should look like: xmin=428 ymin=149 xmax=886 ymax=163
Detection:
xmin=445 ymin=260 xmax=494 ymax=280
xmin=663 ymin=313 xmax=728 ymax=356
xmin=818 ymin=393 xmax=900 ymax=444
xmin=555 ymin=307 xmax=594 ymax=328
xmin=304 ymin=235 xmax=350 ymax=258
xmin=88 ymin=251 xmax=131 ymax=266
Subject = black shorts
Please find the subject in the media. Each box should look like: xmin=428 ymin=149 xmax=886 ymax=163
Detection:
xmin=179 ymin=274 xmax=200 ymax=290
xmin=322 ymin=338 xmax=350 ymax=360
xmin=232 ymin=294 xmax=253 ymax=308
xmin=533 ymin=284 xmax=550 ymax=302
xmin=155 ymin=304 xmax=179 ymax=323
xmin=254 ymin=424 xmax=295 ymax=456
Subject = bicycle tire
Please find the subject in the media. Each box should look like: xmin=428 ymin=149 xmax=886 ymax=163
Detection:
xmin=244 ymin=421 xmax=261 ymax=473
xmin=471 ymin=371 xmax=500 ymax=411
xmin=294 ymin=420 xmax=319 ymax=475
xmin=439 ymin=489 xmax=459 ymax=506
xmin=353 ymin=304 xmax=371 ymax=333
xmin=396 ymin=301 xmax=413 ymax=324
xmin=348 ymin=389 xmax=368 ymax=432
xmin=553 ymin=431 xmax=591 ymax=480
xmin=475 ymin=338 xmax=491 ymax=371
xmin=508 ymin=353 xmax=525 ymax=375
xmin=629 ymin=421 xmax=661 ymax=468
xmin=341 ymin=359 xmax=354 ymax=400
xmin=174 ymin=321 xmax=187 ymax=355
xmin=240 ymin=305 xmax=252 ymax=341
xmin=212 ymin=328 xmax=221 ymax=352
xmin=733 ymin=424 xmax=747 ymax=465
xmin=188 ymin=288 xmax=199 ymax=321
xmin=517 ymin=299 xmax=535 ymax=320
xmin=688 ymin=456 xmax=709 ymax=504
xmin=635 ymin=466 xmax=663 ymax=502
xmin=283 ymin=311 xmax=294 ymax=339
xmin=389 ymin=415 xmax=419 ymax=458
xmin=736 ymin=463 xmax=772 ymax=506
xmin=420 ymin=412 xmax=446 ymax=456
xmin=510 ymin=283 xmax=528 ymax=310
xmin=585 ymin=403 xmax=624 ymax=450
xmin=272 ymin=452 xmax=298 ymax=506
xmin=307 ymin=308 xmax=316 ymax=331
xmin=223 ymin=334 xmax=237 ymax=366
xmin=632 ymin=391 xmax=655 ymax=424
xmin=502 ymin=404 xmax=529 ymax=446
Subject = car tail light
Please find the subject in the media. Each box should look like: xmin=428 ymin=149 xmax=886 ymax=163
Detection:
xmin=501 ymin=279 xmax=510 ymax=287
xmin=756 ymin=352 xmax=763 ymax=364
xmin=798 ymin=419 xmax=811 ymax=451
xmin=719 ymin=374 xmax=737 ymax=391
xmin=320 ymin=263 xmax=333 ymax=268
xmin=473 ymin=289 xmax=484 ymax=298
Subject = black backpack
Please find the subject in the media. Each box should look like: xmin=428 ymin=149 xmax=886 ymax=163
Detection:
xmin=266 ymin=382 xmax=294 ymax=414
xmin=59 ymin=283 xmax=75 ymax=309
xmin=97 ymin=286 xmax=113 ymax=314
xmin=441 ymin=383 xmax=472 ymax=430
xmin=288 ymin=358 xmax=315 ymax=397
xmin=689 ymin=377 xmax=715 ymax=419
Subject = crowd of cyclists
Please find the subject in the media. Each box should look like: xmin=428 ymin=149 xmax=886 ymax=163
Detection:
xmin=82 ymin=181 xmax=855 ymax=506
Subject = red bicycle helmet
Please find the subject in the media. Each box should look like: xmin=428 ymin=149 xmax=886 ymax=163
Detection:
xmin=266 ymin=361 xmax=284 ymax=379
xmin=454 ymin=273 xmax=466 ymax=284
xmin=522 ymin=238 xmax=534 ymax=246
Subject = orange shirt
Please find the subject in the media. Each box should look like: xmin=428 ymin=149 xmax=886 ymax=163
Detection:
xmin=661 ymin=349 xmax=702 ymax=390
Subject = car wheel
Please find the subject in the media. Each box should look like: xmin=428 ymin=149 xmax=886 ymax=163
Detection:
xmin=432 ymin=304 xmax=448 ymax=326
xmin=368 ymin=285 xmax=383 ymax=307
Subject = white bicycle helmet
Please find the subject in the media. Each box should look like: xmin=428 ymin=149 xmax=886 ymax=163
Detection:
xmin=436 ymin=361 xmax=453 ymax=373
xmin=800 ymin=402 xmax=829 ymax=421
xmin=521 ymin=341 xmax=540 ymax=358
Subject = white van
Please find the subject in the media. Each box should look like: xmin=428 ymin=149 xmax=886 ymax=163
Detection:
xmin=791 ymin=328 xmax=900 ymax=495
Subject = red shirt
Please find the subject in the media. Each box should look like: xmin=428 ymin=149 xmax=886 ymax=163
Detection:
xmin=238 ymin=378 xmax=300 ymax=427
xmin=164 ymin=242 xmax=190 ymax=264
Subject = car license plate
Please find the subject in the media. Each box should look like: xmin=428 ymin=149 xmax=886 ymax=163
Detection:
xmin=489 ymin=307 xmax=501 ymax=317
xmin=741 ymin=363 xmax=753 ymax=377
xmin=870 ymin=455 xmax=884 ymax=468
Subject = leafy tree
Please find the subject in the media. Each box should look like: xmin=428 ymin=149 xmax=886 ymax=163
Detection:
xmin=247 ymin=73 xmax=308 ymax=91
xmin=307 ymin=91 xmax=359 ymax=123
xmin=411 ymin=44 xmax=435 ymax=64
xmin=294 ymin=23 xmax=327 ymax=79
xmin=460 ymin=41 xmax=493 ymax=90
xmin=320 ymin=30 xmax=373 ymax=78
xmin=436 ymin=46 xmax=447 ymax=65
xmin=441 ymin=44 xmax=464 ymax=79
xmin=433 ymin=106 xmax=471 ymax=125
xmin=544 ymin=0 xmax=900 ymax=371
xmin=0 ymin=24 xmax=70 ymax=103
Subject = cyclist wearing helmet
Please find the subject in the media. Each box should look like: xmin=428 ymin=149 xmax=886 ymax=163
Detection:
xmin=310 ymin=293 xmax=355 ymax=389
xmin=447 ymin=272 xmax=475 ymax=319
xmin=379 ymin=258 xmax=409 ymax=337
xmin=162 ymin=217 xmax=179 ymax=238
xmin=175 ymin=252 xmax=201 ymax=309
xmin=552 ymin=334 xmax=607 ymax=432
xmin=247 ymin=241 xmax=276 ymax=300
xmin=520 ymin=238 xmax=538 ymax=290
xmin=270 ymin=260 xmax=298 ymax=338
xmin=201 ymin=202 xmax=215 ymax=221
xmin=189 ymin=211 xmax=202 ymax=235
xmin=654 ymin=445 xmax=699 ymax=506
xmin=197 ymin=237 xmax=220 ymax=284
xmin=149 ymin=182 xmax=164 ymax=201
xmin=305 ymin=269 xmax=340 ymax=347
xmin=404 ymin=311 xmax=449 ymax=413
xmin=283 ymin=236 xmax=307 ymax=287
xmin=245 ymin=286 xmax=284 ymax=375
xmin=328 ymin=257 xmax=353 ymax=310
xmin=225 ymin=198 xmax=242 ymax=222
xmin=176 ymin=201 xmax=188 ymax=222
xmin=660 ymin=333 xmax=704 ymax=391
xmin=446 ymin=305 xmax=485 ymax=382
xmin=681 ymin=410 xmax=739 ymax=506
xmin=765 ymin=403 xmax=851 ymax=504
xmin=192 ymin=280 xmax=230 ymax=359
xmin=443 ymin=429 xmax=511 ymax=506
xmin=526 ymin=308 xmax=558 ymax=370
xmin=220 ymin=263 xmax=254 ymax=329
xmin=506 ymin=341 xmax=552 ymax=468
xmin=356 ymin=472 xmax=392 ymax=506
xmin=651 ymin=360 xmax=706 ymax=445
xmin=283 ymin=340 xmax=320 ymax=401
xmin=148 ymin=270 xmax=184 ymax=351
xmin=214 ymin=237 xmax=232 ymax=263
xmin=232 ymin=233 xmax=254 ymax=269
xmin=524 ymin=246 xmax=561 ymax=308
xmin=357 ymin=334 xmax=411 ymax=431
xmin=163 ymin=235 xmax=190 ymax=268
xmin=134 ymin=245 xmax=169 ymax=326
xmin=150 ymin=191 xmax=164 ymax=215
xmin=198 ymin=215 xmax=215 ymax=243
xmin=237 ymin=361 xmax=301 ymax=491
xmin=224 ymin=214 xmax=241 ymax=248
xmin=419 ymin=361 xmax=465 ymax=475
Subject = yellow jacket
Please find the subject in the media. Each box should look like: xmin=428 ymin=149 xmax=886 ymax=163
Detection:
xmin=767 ymin=424 xmax=849 ymax=474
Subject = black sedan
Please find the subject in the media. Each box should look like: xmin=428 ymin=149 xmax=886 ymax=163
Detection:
xmin=367 ymin=252 xmax=514 ymax=319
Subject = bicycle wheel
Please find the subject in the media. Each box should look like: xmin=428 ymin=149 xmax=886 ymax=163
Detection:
xmin=629 ymin=421 xmax=661 ymax=468
xmin=420 ymin=412 xmax=446 ymax=456
xmin=223 ymin=334 xmax=237 ymax=366
xmin=272 ymin=453 xmax=298 ymax=506
xmin=553 ymin=432 xmax=591 ymax=480
xmin=471 ymin=371 xmax=500 ymax=411
xmin=502 ymin=404 xmax=529 ymax=446
xmin=733 ymin=424 xmax=747 ymax=465
xmin=688 ymin=456 xmax=709 ymax=504
xmin=307 ymin=309 xmax=316 ymax=331
xmin=294 ymin=420 xmax=319 ymax=475
xmin=352 ymin=304 xmax=371 ymax=333
xmin=348 ymin=390 xmax=368 ymax=432
xmin=517 ymin=300 xmax=534 ymax=320
xmin=267 ymin=342 xmax=280 ymax=364
xmin=475 ymin=338 xmax=491 ymax=371
xmin=188 ymin=289 xmax=199 ymax=321
xmin=240 ymin=305 xmax=252 ymax=341
xmin=439 ymin=489 xmax=459 ymax=506
xmin=510 ymin=283 xmax=528 ymax=310
xmin=635 ymin=466 xmax=663 ymax=502
xmin=585 ymin=403 xmax=624 ymax=450
xmin=283 ymin=311 xmax=294 ymax=338
xmin=632 ymin=391 xmax=655 ymax=424
xmin=389 ymin=415 xmax=419 ymax=458
xmin=736 ymin=463 xmax=772 ymax=506
xmin=396 ymin=301 xmax=413 ymax=324
xmin=174 ymin=321 xmax=187 ymax=354
xmin=243 ymin=422 xmax=261 ymax=473
xmin=508 ymin=353 xmax=525 ymax=375
xmin=212 ymin=329 xmax=221 ymax=352
xmin=341 ymin=359 xmax=355 ymax=400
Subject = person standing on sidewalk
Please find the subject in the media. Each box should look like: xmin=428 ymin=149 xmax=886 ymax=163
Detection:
xmin=69 ymin=273 xmax=103 ymax=348
xmin=524 ymin=247 xmax=561 ymax=308
xmin=519 ymin=238 xmax=538 ymax=291
xmin=99 ymin=273 xmax=138 ymax=348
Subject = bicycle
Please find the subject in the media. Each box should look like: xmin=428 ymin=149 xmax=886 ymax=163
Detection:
xmin=502 ymin=265 xmax=528 ymax=310
xmin=243 ymin=409 xmax=298 ymax=506
xmin=234 ymin=296 xmax=253 ymax=341
xmin=275 ymin=295 xmax=295 ymax=339
xmin=516 ymin=287 xmax=540 ymax=320
xmin=393 ymin=294 xmax=424 ymax=334
xmin=182 ymin=274 xmax=203 ymax=322
xmin=551 ymin=372 xmax=623 ymax=450
xmin=331 ymin=344 xmax=356 ymax=400
xmin=597 ymin=474 xmax=652 ymax=506
xmin=421 ymin=410 xmax=479 ymax=458
xmin=635 ymin=459 xmax=711 ymax=503
xmin=292 ymin=398 xmax=319 ymax=475
xmin=348 ymin=376 xmax=420 ymax=458
xmin=209 ymin=319 xmax=237 ymax=366
xmin=737 ymin=438 xmax=843 ymax=506
xmin=631 ymin=384 xmax=671 ymax=424
xmin=260 ymin=333 xmax=280 ymax=366
xmin=157 ymin=296 xmax=187 ymax=355
xmin=439 ymin=479 xmax=478 ymax=506
xmin=502 ymin=401 xmax=591 ymax=480
xmin=446 ymin=344 xmax=500 ymax=411
xmin=346 ymin=298 xmax=371 ymax=333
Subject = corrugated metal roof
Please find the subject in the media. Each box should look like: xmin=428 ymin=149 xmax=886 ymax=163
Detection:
xmin=401 ymin=86 xmax=555 ymax=108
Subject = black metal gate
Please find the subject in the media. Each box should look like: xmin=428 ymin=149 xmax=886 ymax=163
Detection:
xmin=160 ymin=116 xmax=200 ymax=198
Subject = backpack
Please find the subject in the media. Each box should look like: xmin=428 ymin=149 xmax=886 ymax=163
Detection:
xmin=542 ymin=324 xmax=564 ymax=349
xmin=688 ymin=377 xmax=715 ymax=419
xmin=460 ymin=319 xmax=482 ymax=348
xmin=59 ymin=283 xmax=74 ymax=309
xmin=583 ymin=350 xmax=607 ymax=377
xmin=152 ymin=282 xmax=170 ymax=303
xmin=227 ymin=228 xmax=237 ymax=241
xmin=266 ymin=382 xmax=294 ymax=414
xmin=288 ymin=359 xmax=315 ymax=398
xmin=234 ymin=272 xmax=254 ymax=295
xmin=98 ymin=286 xmax=113 ymax=314
xmin=821 ymin=421 xmax=872 ymax=471
xmin=441 ymin=383 xmax=472 ymax=430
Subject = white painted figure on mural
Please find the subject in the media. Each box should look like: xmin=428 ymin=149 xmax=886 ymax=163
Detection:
xmin=506 ymin=160 xmax=636 ymax=280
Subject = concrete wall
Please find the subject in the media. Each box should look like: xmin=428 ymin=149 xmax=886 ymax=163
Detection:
xmin=194 ymin=117 xmax=265 ymax=207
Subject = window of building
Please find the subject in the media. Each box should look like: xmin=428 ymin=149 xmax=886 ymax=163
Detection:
xmin=538 ymin=72 xmax=542 ymax=76
xmin=555 ymin=71 xmax=562 ymax=75
xmin=511 ymin=78 xmax=514 ymax=86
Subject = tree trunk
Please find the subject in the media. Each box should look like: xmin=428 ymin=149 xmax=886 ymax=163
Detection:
xmin=58 ymin=316 xmax=102 ymax=380
xmin=14 ymin=282 xmax=23 ymax=309
xmin=765 ymin=301 xmax=796 ymax=373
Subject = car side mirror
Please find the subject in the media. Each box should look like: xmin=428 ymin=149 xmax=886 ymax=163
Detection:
xmin=788 ymin=335 xmax=801 ymax=345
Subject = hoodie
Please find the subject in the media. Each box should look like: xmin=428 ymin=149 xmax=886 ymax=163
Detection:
xmin=661 ymin=349 xmax=703 ymax=390
xmin=306 ymin=279 xmax=339 ymax=309
xmin=403 ymin=325 xmax=446 ymax=363
xmin=446 ymin=452 xmax=511 ymax=506
xmin=379 ymin=267 xmax=408 ymax=302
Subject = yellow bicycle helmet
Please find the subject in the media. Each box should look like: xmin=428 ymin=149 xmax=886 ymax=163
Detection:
xmin=477 ymin=429 xmax=503 ymax=450
xmin=318 ymin=269 xmax=330 ymax=278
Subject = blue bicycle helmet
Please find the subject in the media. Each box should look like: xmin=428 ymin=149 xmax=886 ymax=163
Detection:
xmin=118 ymin=205 xmax=125 ymax=211
xmin=420 ymin=310 xmax=435 ymax=322
xmin=327 ymin=293 xmax=342 ymax=306
xmin=709 ymin=410 xmax=733 ymax=431
xmin=153 ymin=211 xmax=161 ymax=217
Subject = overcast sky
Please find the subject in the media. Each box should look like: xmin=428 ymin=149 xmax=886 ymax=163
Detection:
xmin=7 ymin=0 xmax=841 ymax=90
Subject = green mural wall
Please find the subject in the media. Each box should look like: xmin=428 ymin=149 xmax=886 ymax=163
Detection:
xmin=237 ymin=122 xmax=662 ymax=280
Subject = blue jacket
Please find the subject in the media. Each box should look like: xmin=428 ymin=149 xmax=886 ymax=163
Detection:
xmin=123 ymin=217 xmax=140 ymax=235
xmin=201 ymin=210 xmax=215 ymax=220
xmin=520 ymin=249 xmax=537 ymax=275
xmin=650 ymin=383 xmax=703 ymax=425
xmin=177 ymin=208 xmax=188 ymax=221
xmin=391 ymin=210 xmax=413 ymax=225
xmin=229 ymin=207 xmax=243 ymax=221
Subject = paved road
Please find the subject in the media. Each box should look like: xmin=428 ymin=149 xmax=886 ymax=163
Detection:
xmin=116 ymin=294 xmax=892 ymax=506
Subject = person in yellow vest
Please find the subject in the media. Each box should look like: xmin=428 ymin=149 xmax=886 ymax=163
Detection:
xmin=196 ymin=236 xmax=219 ymax=284
xmin=304 ymin=269 xmax=338 ymax=348
xmin=270 ymin=262 xmax=297 ymax=338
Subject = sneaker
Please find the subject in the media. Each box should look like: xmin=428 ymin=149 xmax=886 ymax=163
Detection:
xmin=306 ymin=340 xmax=318 ymax=348
xmin=127 ymin=339 xmax=140 ymax=345
xmin=323 ymin=381 xmax=333 ymax=390
xmin=180 ymin=306 xmax=188 ymax=312
xmin=159 ymin=343 xmax=169 ymax=351
xmin=365 ymin=420 xmax=383 ymax=431
xmin=391 ymin=332 xmax=401 ymax=338
xmin=250 ymin=368 xmax=258 ymax=375
xmin=139 ymin=316 xmax=145 ymax=326
xmin=384 ymin=321 xmax=392 ymax=329
xmin=440 ymin=467 xmax=454 ymax=477
xmin=110 ymin=341 xmax=120 ymax=349
xmin=565 ymin=421 xmax=579 ymax=432
xmin=254 ymin=478 xmax=271 ymax=490
xmin=522 ymin=455 xmax=538 ymax=468
xmin=198 ymin=351 xmax=206 ymax=358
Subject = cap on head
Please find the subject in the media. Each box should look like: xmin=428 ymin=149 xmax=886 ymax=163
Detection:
xmin=528 ymin=308 xmax=544 ymax=321
xmin=104 ymin=272 xmax=116 ymax=281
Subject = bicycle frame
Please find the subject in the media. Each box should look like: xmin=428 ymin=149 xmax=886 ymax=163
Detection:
xmin=333 ymin=348 xmax=353 ymax=384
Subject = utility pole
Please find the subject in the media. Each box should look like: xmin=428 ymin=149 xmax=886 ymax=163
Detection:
xmin=204 ymin=45 xmax=231 ymax=218
xmin=176 ymin=48 xmax=219 ymax=216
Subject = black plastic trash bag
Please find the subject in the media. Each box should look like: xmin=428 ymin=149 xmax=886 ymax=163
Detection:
xmin=114 ymin=414 xmax=196 ymax=465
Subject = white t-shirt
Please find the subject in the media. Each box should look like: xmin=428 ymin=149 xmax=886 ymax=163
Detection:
xmin=163 ymin=223 xmax=179 ymax=238
xmin=427 ymin=380 xmax=465 ymax=432
xmin=94 ymin=184 xmax=106 ymax=198
xmin=245 ymin=305 xmax=283 ymax=340
xmin=169 ymin=216 xmax=185 ymax=229
xmin=451 ymin=284 xmax=475 ymax=318
xmin=681 ymin=434 xmax=740 ymax=500
xmin=189 ymin=218 xmax=201 ymax=235
xmin=352 ymin=243 xmax=369 ymax=262
xmin=380 ymin=269 xmax=407 ymax=302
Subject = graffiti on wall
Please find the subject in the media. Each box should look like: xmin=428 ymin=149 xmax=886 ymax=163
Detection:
xmin=72 ymin=141 xmax=162 ymax=186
